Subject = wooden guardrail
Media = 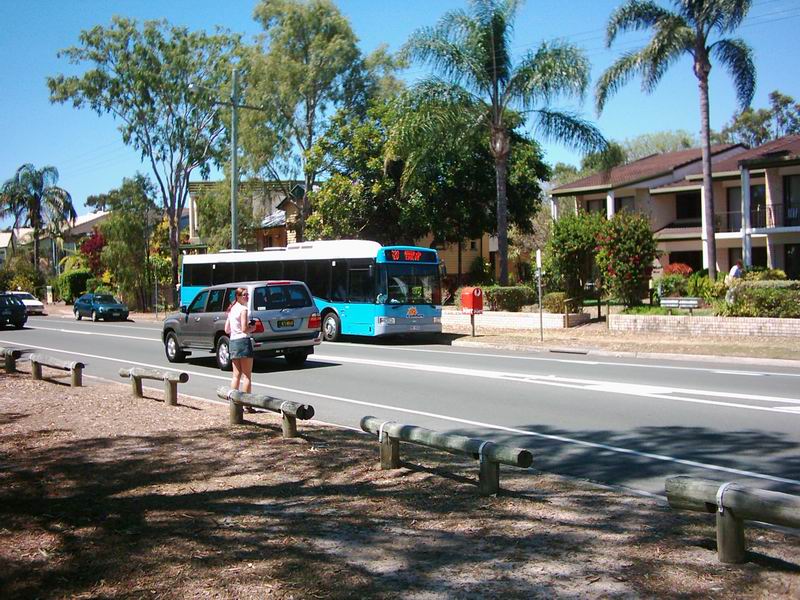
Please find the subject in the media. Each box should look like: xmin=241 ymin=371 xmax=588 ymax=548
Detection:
xmin=666 ymin=476 xmax=800 ymax=563
xmin=119 ymin=367 xmax=189 ymax=406
xmin=216 ymin=387 xmax=315 ymax=438
xmin=1 ymin=346 xmax=22 ymax=373
xmin=30 ymin=354 xmax=85 ymax=387
xmin=360 ymin=416 xmax=533 ymax=496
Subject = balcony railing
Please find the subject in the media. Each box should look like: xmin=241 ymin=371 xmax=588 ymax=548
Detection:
xmin=714 ymin=204 xmax=800 ymax=232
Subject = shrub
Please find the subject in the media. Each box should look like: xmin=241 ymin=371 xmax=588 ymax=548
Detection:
xmin=743 ymin=267 xmax=787 ymax=281
xmin=58 ymin=268 xmax=92 ymax=303
xmin=663 ymin=262 xmax=693 ymax=276
xmin=469 ymin=255 xmax=493 ymax=285
xmin=655 ymin=274 xmax=688 ymax=299
xmin=718 ymin=280 xmax=800 ymax=318
xmin=478 ymin=285 xmax=536 ymax=312
xmin=595 ymin=212 xmax=659 ymax=307
xmin=686 ymin=273 xmax=726 ymax=302
xmin=545 ymin=211 xmax=604 ymax=302
xmin=0 ymin=269 xmax=13 ymax=291
xmin=542 ymin=292 xmax=567 ymax=313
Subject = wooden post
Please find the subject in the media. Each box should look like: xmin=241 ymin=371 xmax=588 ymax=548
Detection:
xmin=70 ymin=364 xmax=83 ymax=387
xmin=31 ymin=360 xmax=42 ymax=380
xmin=131 ymin=376 xmax=143 ymax=397
xmin=380 ymin=435 xmax=400 ymax=470
xmin=479 ymin=458 xmax=500 ymax=496
xmin=164 ymin=379 xmax=178 ymax=406
xmin=4 ymin=352 xmax=17 ymax=373
xmin=716 ymin=510 xmax=746 ymax=564
xmin=229 ymin=399 xmax=243 ymax=425
xmin=281 ymin=413 xmax=298 ymax=438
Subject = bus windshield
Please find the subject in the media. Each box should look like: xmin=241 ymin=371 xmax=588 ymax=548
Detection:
xmin=378 ymin=263 xmax=441 ymax=305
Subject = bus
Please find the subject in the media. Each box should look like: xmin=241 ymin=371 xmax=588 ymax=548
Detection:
xmin=179 ymin=240 xmax=443 ymax=341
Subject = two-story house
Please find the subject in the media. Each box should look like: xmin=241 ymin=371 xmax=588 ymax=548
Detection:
xmin=550 ymin=136 xmax=800 ymax=280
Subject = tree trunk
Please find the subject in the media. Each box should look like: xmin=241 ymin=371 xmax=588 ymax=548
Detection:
xmin=491 ymin=126 xmax=511 ymax=286
xmin=696 ymin=60 xmax=718 ymax=280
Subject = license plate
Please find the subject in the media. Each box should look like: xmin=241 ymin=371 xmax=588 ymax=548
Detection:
xmin=277 ymin=319 xmax=294 ymax=327
xmin=1 ymin=310 xmax=9 ymax=316
xmin=410 ymin=325 xmax=420 ymax=331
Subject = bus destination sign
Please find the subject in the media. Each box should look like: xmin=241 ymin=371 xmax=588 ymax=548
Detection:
xmin=384 ymin=249 xmax=437 ymax=263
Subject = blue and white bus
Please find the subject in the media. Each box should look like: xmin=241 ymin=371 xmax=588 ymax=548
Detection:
xmin=180 ymin=240 xmax=443 ymax=341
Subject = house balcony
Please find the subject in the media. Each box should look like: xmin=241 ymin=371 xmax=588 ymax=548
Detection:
xmin=715 ymin=204 xmax=800 ymax=233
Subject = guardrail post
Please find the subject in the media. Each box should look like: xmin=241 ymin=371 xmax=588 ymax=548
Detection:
xmin=130 ymin=374 xmax=143 ymax=397
xmin=164 ymin=379 xmax=178 ymax=406
xmin=31 ymin=358 xmax=42 ymax=380
xmin=479 ymin=458 xmax=500 ymax=496
xmin=281 ymin=412 xmax=298 ymax=438
xmin=71 ymin=364 xmax=83 ymax=387
xmin=2 ymin=348 xmax=21 ymax=373
xmin=716 ymin=510 xmax=746 ymax=563
xmin=380 ymin=434 xmax=400 ymax=469
xmin=229 ymin=397 xmax=243 ymax=425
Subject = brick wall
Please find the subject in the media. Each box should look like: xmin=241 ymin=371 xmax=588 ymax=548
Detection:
xmin=443 ymin=308 xmax=590 ymax=329
xmin=610 ymin=314 xmax=800 ymax=337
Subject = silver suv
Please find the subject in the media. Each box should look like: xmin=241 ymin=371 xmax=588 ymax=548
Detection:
xmin=163 ymin=281 xmax=322 ymax=370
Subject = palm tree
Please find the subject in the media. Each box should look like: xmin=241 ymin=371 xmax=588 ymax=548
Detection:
xmin=1 ymin=164 xmax=76 ymax=272
xmin=596 ymin=0 xmax=755 ymax=280
xmin=404 ymin=0 xmax=605 ymax=285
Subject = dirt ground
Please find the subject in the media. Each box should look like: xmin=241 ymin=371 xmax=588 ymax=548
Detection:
xmin=1 ymin=369 xmax=799 ymax=599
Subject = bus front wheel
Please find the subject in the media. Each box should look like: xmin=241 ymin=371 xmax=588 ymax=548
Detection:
xmin=322 ymin=312 xmax=341 ymax=342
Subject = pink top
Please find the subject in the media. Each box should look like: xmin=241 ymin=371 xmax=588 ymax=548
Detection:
xmin=227 ymin=302 xmax=248 ymax=340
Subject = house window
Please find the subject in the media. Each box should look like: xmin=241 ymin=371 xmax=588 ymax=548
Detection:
xmin=585 ymin=198 xmax=605 ymax=214
xmin=729 ymin=247 xmax=767 ymax=269
xmin=614 ymin=196 xmax=634 ymax=213
xmin=669 ymin=251 xmax=703 ymax=272
xmin=784 ymin=175 xmax=800 ymax=226
xmin=726 ymin=184 xmax=766 ymax=230
xmin=469 ymin=240 xmax=477 ymax=251
xmin=675 ymin=192 xmax=701 ymax=225
xmin=786 ymin=244 xmax=800 ymax=280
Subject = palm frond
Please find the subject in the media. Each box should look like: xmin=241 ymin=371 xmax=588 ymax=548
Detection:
xmin=710 ymin=37 xmax=756 ymax=108
xmin=505 ymin=41 xmax=590 ymax=110
xmin=606 ymin=0 xmax=674 ymax=46
xmin=639 ymin=16 xmax=693 ymax=93
xmin=532 ymin=109 xmax=607 ymax=154
xmin=692 ymin=0 xmax=752 ymax=34
xmin=595 ymin=50 xmax=647 ymax=113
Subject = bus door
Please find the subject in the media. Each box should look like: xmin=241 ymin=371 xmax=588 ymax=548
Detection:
xmin=346 ymin=259 xmax=376 ymax=335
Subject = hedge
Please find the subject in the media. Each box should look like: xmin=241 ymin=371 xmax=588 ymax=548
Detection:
xmin=455 ymin=285 xmax=536 ymax=312
xmin=58 ymin=269 xmax=92 ymax=303
xmin=718 ymin=280 xmax=800 ymax=318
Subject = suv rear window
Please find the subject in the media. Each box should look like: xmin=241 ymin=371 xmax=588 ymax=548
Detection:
xmin=253 ymin=284 xmax=312 ymax=310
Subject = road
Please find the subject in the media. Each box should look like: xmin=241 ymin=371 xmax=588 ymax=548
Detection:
xmin=2 ymin=315 xmax=799 ymax=497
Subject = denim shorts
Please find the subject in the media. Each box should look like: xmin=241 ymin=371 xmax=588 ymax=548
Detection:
xmin=229 ymin=337 xmax=254 ymax=359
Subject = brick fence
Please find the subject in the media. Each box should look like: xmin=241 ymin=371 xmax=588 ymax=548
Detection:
xmin=442 ymin=308 xmax=591 ymax=329
xmin=609 ymin=314 xmax=800 ymax=337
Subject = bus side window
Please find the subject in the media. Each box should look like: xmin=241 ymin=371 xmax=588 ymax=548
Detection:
xmin=306 ymin=259 xmax=331 ymax=300
xmin=284 ymin=260 xmax=306 ymax=282
xmin=258 ymin=260 xmax=283 ymax=280
xmin=213 ymin=263 xmax=233 ymax=285
xmin=331 ymin=260 xmax=347 ymax=302
xmin=348 ymin=260 xmax=373 ymax=303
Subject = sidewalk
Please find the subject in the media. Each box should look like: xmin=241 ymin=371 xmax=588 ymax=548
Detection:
xmin=41 ymin=303 xmax=800 ymax=366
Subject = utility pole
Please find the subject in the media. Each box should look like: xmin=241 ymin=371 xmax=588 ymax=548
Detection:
xmin=230 ymin=67 xmax=239 ymax=250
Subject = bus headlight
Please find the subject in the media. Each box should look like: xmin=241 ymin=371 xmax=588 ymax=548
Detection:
xmin=377 ymin=317 xmax=396 ymax=325
xmin=432 ymin=316 xmax=441 ymax=323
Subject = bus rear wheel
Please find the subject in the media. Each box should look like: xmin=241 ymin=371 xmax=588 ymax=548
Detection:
xmin=322 ymin=312 xmax=341 ymax=342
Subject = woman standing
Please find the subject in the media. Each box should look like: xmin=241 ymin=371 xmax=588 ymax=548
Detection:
xmin=226 ymin=287 xmax=256 ymax=394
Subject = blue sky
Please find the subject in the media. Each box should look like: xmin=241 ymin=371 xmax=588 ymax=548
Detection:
xmin=1 ymin=0 xmax=799 ymax=223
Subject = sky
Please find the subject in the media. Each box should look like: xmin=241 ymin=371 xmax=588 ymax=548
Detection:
xmin=1 ymin=0 xmax=799 ymax=225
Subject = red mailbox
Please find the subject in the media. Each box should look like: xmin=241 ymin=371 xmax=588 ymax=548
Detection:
xmin=461 ymin=286 xmax=483 ymax=315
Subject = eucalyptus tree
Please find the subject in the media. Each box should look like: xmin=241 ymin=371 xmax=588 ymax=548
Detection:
xmin=404 ymin=0 xmax=605 ymax=284
xmin=596 ymin=0 xmax=756 ymax=280
xmin=48 ymin=17 xmax=240 ymax=301
xmin=1 ymin=164 xmax=75 ymax=272
xmin=241 ymin=0 xmax=368 ymax=241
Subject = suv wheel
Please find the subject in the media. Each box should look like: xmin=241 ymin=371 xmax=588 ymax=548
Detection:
xmin=216 ymin=336 xmax=232 ymax=371
xmin=92 ymin=310 xmax=99 ymax=322
xmin=165 ymin=332 xmax=186 ymax=363
xmin=285 ymin=351 xmax=308 ymax=368
xmin=322 ymin=312 xmax=341 ymax=342
xmin=75 ymin=310 xmax=82 ymax=321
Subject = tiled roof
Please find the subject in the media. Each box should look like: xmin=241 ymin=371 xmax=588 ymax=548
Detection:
xmin=649 ymin=178 xmax=702 ymax=194
xmin=261 ymin=210 xmax=286 ymax=228
xmin=551 ymin=144 xmax=739 ymax=195
xmin=705 ymin=134 xmax=800 ymax=173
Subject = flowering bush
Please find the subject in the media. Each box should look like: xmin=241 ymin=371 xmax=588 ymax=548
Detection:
xmin=595 ymin=212 xmax=658 ymax=306
xmin=663 ymin=262 xmax=693 ymax=276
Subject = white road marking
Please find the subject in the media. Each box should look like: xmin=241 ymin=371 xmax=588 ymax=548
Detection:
xmin=2 ymin=338 xmax=799 ymax=488
xmin=26 ymin=325 xmax=156 ymax=342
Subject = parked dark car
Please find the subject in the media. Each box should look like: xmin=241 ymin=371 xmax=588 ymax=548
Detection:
xmin=73 ymin=293 xmax=129 ymax=321
xmin=162 ymin=280 xmax=322 ymax=370
xmin=0 ymin=292 xmax=27 ymax=329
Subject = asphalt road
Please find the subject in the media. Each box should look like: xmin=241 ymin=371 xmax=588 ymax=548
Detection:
xmin=2 ymin=314 xmax=799 ymax=497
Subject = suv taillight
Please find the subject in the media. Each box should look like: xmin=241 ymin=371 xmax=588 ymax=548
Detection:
xmin=252 ymin=318 xmax=265 ymax=333
xmin=308 ymin=313 xmax=321 ymax=330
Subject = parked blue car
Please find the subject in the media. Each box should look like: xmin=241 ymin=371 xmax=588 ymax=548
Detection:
xmin=73 ymin=293 xmax=129 ymax=322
